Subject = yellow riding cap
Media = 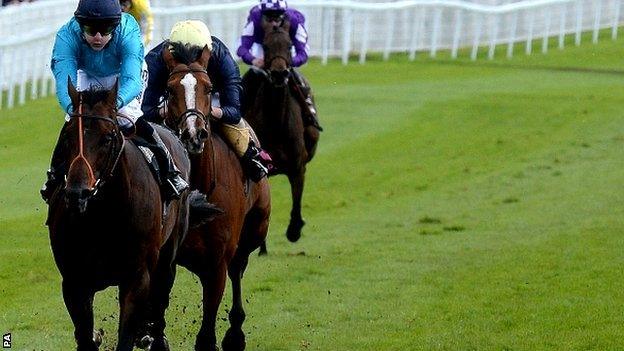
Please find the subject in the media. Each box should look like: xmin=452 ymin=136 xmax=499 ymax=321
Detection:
xmin=169 ymin=20 xmax=213 ymax=51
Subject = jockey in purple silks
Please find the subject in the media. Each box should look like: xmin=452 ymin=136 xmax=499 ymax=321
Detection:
xmin=237 ymin=0 xmax=323 ymax=131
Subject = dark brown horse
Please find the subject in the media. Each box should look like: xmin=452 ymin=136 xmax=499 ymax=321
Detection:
xmin=46 ymin=82 xmax=192 ymax=351
xmin=146 ymin=43 xmax=271 ymax=351
xmin=244 ymin=22 xmax=320 ymax=253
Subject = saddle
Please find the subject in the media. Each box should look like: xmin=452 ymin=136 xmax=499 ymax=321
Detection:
xmin=129 ymin=136 xmax=163 ymax=185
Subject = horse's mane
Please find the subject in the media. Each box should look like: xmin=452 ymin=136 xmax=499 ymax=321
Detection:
xmin=167 ymin=41 xmax=203 ymax=65
xmin=79 ymin=87 xmax=112 ymax=109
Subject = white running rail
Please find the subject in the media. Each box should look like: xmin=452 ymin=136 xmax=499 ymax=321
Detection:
xmin=0 ymin=0 xmax=622 ymax=109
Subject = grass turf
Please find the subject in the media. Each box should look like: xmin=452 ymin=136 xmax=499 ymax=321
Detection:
xmin=1 ymin=32 xmax=624 ymax=350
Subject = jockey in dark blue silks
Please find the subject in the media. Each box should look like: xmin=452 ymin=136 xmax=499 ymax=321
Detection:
xmin=142 ymin=20 xmax=270 ymax=182
xmin=41 ymin=0 xmax=189 ymax=203
xmin=237 ymin=0 xmax=322 ymax=131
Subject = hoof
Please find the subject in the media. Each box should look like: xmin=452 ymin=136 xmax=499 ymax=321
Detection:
xmin=150 ymin=336 xmax=170 ymax=351
xmin=258 ymin=245 xmax=268 ymax=256
xmin=222 ymin=328 xmax=246 ymax=351
xmin=93 ymin=329 xmax=104 ymax=347
xmin=136 ymin=335 xmax=154 ymax=350
xmin=286 ymin=218 xmax=305 ymax=242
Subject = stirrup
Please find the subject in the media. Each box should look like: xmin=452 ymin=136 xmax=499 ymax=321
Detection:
xmin=164 ymin=175 xmax=189 ymax=200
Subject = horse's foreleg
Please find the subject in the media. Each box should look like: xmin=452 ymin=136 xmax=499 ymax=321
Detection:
xmin=142 ymin=238 xmax=179 ymax=351
xmin=62 ymin=280 xmax=98 ymax=351
xmin=116 ymin=270 xmax=150 ymax=351
xmin=286 ymin=169 xmax=306 ymax=242
xmin=222 ymin=254 xmax=247 ymax=351
xmin=195 ymin=263 xmax=227 ymax=351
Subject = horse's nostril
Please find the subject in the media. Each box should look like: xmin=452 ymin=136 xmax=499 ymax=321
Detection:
xmin=198 ymin=129 xmax=209 ymax=140
xmin=181 ymin=130 xmax=191 ymax=140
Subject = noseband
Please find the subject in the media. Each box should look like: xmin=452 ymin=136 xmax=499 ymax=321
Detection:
xmin=165 ymin=67 xmax=212 ymax=135
xmin=67 ymin=93 xmax=125 ymax=197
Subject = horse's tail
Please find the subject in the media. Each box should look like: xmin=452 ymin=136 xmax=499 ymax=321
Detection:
xmin=189 ymin=190 xmax=223 ymax=228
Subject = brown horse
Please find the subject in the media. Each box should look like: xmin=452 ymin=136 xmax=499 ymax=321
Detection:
xmin=46 ymin=82 xmax=192 ymax=351
xmin=147 ymin=42 xmax=271 ymax=351
xmin=243 ymin=22 xmax=320 ymax=253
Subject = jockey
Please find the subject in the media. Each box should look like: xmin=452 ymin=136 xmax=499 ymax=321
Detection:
xmin=41 ymin=0 xmax=189 ymax=203
xmin=237 ymin=0 xmax=322 ymax=131
xmin=120 ymin=0 xmax=153 ymax=46
xmin=142 ymin=20 xmax=270 ymax=182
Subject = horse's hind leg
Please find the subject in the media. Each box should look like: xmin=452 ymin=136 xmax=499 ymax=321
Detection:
xmin=223 ymin=207 xmax=269 ymax=351
xmin=116 ymin=270 xmax=151 ymax=351
xmin=62 ymin=280 xmax=98 ymax=351
xmin=286 ymin=169 xmax=306 ymax=242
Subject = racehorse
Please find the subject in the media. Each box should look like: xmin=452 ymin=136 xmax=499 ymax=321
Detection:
xmin=148 ymin=42 xmax=271 ymax=351
xmin=243 ymin=22 xmax=320 ymax=254
xmin=46 ymin=81 xmax=193 ymax=351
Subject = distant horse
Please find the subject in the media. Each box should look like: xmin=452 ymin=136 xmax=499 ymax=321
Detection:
xmin=243 ymin=22 xmax=320 ymax=253
xmin=147 ymin=43 xmax=271 ymax=351
xmin=46 ymin=82 xmax=192 ymax=351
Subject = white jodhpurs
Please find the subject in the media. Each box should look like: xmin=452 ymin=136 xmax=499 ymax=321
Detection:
xmin=65 ymin=61 xmax=149 ymax=128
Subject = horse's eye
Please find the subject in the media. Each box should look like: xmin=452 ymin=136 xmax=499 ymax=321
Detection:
xmin=102 ymin=134 xmax=114 ymax=145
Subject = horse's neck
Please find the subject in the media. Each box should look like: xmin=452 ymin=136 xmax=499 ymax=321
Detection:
xmin=189 ymin=132 xmax=237 ymax=195
xmin=260 ymin=82 xmax=292 ymax=125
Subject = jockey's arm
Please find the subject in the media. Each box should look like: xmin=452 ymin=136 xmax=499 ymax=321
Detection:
xmin=212 ymin=38 xmax=243 ymax=125
xmin=118 ymin=16 xmax=145 ymax=109
xmin=141 ymin=42 xmax=168 ymax=121
xmin=51 ymin=24 xmax=80 ymax=114
xmin=236 ymin=11 xmax=258 ymax=66
xmin=289 ymin=11 xmax=309 ymax=67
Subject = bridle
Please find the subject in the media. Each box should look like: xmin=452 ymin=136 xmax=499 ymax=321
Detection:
xmin=164 ymin=65 xmax=217 ymax=196
xmin=66 ymin=92 xmax=125 ymax=197
xmin=164 ymin=66 xmax=212 ymax=135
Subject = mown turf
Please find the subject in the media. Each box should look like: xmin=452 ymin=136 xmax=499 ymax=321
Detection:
xmin=1 ymin=31 xmax=624 ymax=350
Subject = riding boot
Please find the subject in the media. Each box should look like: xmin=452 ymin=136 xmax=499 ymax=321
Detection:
xmin=40 ymin=168 xmax=61 ymax=204
xmin=147 ymin=130 xmax=189 ymax=200
xmin=41 ymin=124 xmax=68 ymax=203
xmin=290 ymin=69 xmax=323 ymax=131
xmin=241 ymin=67 xmax=266 ymax=117
xmin=240 ymin=142 xmax=268 ymax=182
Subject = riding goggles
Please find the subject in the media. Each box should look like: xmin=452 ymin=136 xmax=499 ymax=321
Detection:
xmin=81 ymin=23 xmax=117 ymax=36
xmin=262 ymin=13 xmax=285 ymax=24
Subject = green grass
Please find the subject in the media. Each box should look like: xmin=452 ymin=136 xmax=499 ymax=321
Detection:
xmin=2 ymin=33 xmax=624 ymax=350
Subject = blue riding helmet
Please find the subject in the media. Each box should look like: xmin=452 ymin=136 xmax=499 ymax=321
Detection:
xmin=74 ymin=0 xmax=122 ymax=27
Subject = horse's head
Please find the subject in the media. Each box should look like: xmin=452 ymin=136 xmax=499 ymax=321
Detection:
xmin=262 ymin=22 xmax=292 ymax=87
xmin=162 ymin=42 xmax=212 ymax=154
xmin=62 ymin=79 xmax=124 ymax=213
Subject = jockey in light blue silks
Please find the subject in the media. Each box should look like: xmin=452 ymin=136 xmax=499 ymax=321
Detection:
xmin=237 ymin=0 xmax=322 ymax=131
xmin=41 ymin=0 xmax=188 ymax=203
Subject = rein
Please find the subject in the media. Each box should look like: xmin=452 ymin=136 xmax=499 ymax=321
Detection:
xmin=67 ymin=93 xmax=125 ymax=196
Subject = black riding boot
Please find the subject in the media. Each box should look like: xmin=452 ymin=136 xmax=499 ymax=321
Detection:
xmin=40 ymin=168 xmax=62 ymax=204
xmin=290 ymin=69 xmax=323 ymax=131
xmin=240 ymin=142 xmax=268 ymax=182
xmin=41 ymin=124 xmax=68 ymax=203
xmin=136 ymin=119 xmax=189 ymax=200
xmin=241 ymin=67 xmax=266 ymax=116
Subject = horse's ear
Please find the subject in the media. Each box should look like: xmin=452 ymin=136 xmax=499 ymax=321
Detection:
xmin=68 ymin=76 xmax=79 ymax=108
xmin=198 ymin=45 xmax=211 ymax=69
xmin=107 ymin=79 xmax=119 ymax=108
xmin=162 ymin=43 xmax=177 ymax=71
